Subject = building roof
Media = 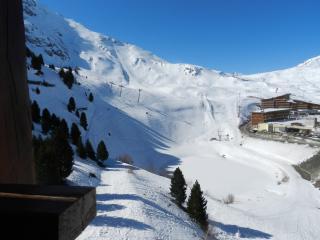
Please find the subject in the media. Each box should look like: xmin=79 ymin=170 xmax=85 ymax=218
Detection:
xmin=253 ymin=108 xmax=290 ymax=113
xmin=262 ymin=94 xmax=291 ymax=101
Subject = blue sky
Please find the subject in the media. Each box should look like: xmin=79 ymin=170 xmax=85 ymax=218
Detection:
xmin=39 ymin=0 xmax=320 ymax=74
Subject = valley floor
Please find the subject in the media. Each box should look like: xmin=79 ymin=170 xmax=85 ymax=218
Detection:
xmin=167 ymin=136 xmax=320 ymax=240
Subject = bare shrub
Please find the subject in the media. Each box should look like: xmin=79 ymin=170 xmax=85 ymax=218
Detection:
xmin=118 ymin=154 xmax=134 ymax=165
xmin=282 ymin=175 xmax=289 ymax=183
xmin=223 ymin=194 xmax=235 ymax=204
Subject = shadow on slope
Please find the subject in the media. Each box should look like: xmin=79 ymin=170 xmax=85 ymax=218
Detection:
xmin=213 ymin=221 xmax=272 ymax=239
xmin=86 ymin=96 xmax=181 ymax=174
xmin=92 ymin=216 xmax=153 ymax=230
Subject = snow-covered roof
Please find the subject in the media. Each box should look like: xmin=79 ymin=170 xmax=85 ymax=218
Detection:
xmin=253 ymin=108 xmax=290 ymax=113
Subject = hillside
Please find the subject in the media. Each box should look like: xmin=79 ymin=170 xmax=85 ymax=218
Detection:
xmin=24 ymin=0 xmax=320 ymax=239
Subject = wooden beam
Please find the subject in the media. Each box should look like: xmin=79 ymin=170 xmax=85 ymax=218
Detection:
xmin=0 ymin=0 xmax=35 ymax=183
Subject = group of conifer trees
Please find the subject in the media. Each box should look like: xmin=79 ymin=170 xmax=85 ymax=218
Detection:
xmin=27 ymin=47 xmax=44 ymax=74
xmin=31 ymin=99 xmax=109 ymax=183
xmin=59 ymin=67 xmax=75 ymax=89
xmin=32 ymin=100 xmax=74 ymax=184
xmin=170 ymin=168 xmax=209 ymax=231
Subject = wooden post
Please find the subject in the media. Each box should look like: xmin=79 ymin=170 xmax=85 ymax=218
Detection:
xmin=0 ymin=0 xmax=35 ymax=184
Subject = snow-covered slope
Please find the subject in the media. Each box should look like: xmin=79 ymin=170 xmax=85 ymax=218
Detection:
xmin=24 ymin=0 xmax=320 ymax=239
xmin=69 ymin=159 xmax=203 ymax=240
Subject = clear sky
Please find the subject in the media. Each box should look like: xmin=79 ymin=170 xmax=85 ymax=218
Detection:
xmin=39 ymin=0 xmax=320 ymax=74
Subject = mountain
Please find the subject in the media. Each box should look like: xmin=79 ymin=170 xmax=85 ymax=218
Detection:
xmin=23 ymin=0 xmax=320 ymax=239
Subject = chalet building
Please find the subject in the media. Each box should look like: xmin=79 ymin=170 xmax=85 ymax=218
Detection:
xmin=261 ymin=94 xmax=291 ymax=109
xmin=261 ymin=94 xmax=320 ymax=110
xmin=251 ymin=108 xmax=290 ymax=126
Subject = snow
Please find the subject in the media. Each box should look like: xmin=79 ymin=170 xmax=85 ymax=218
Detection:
xmin=253 ymin=108 xmax=290 ymax=113
xmin=69 ymin=159 xmax=203 ymax=240
xmin=24 ymin=0 xmax=320 ymax=239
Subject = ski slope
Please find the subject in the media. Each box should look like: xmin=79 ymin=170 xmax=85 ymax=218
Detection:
xmin=69 ymin=159 xmax=203 ymax=240
xmin=24 ymin=0 xmax=320 ymax=239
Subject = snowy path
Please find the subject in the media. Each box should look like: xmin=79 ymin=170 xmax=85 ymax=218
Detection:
xmin=76 ymin=160 xmax=203 ymax=240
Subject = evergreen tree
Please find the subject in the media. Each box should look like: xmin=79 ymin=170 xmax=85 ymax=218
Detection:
xmin=41 ymin=108 xmax=51 ymax=134
xmin=76 ymin=138 xmax=87 ymax=159
xmin=49 ymin=64 xmax=55 ymax=70
xmin=35 ymin=87 xmax=40 ymax=95
xmin=97 ymin=140 xmax=108 ymax=161
xmin=26 ymin=47 xmax=32 ymax=58
xmin=88 ymin=93 xmax=94 ymax=102
xmin=85 ymin=139 xmax=96 ymax=160
xmin=50 ymin=114 xmax=60 ymax=130
xmin=187 ymin=181 xmax=208 ymax=231
xmin=31 ymin=54 xmax=43 ymax=71
xmin=67 ymin=97 xmax=76 ymax=112
xmin=80 ymin=112 xmax=88 ymax=130
xmin=33 ymin=136 xmax=60 ymax=184
xmin=31 ymin=100 xmax=41 ymax=123
xmin=59 ymin=119 xmax=69 ymax=139
xmin=75 ymin=110 xmax=80 ymax=118
xmin=170 ymin=167 xmax=187 ymax=207
xmin=52 ymin=124 xmax=74 ymax=180
xmin=59 ymin=68 xmax=65 ymax=78
xmin=39 ymin=54 xmax=44 ymax=66
xmin=70 ymin=123 xmax=81 ymax=145
xmin=61 ymin=68 xmax=75 ymax=89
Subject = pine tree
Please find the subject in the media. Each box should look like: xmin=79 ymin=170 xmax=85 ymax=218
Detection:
xmin=187 ymin=181 xmax=208 ymax=231
xmin=26 ymin=47 xmax=32 ymax=58
xmin=85 ymin=139 xmax=96 ymax=160
xmin=76 ymin=138 xmax=87 ymax=159
xmin=70 ymin=123 xmax=81 ymax=145
xmin=62 ymin=68 xmax=75 ymax=89
xmin=39 ymin=54 xmax=44 ymax=66
xmin=67 ymin=97 xmax=76 ymax=112
xmin=31 ymin=100 xmax=41 ymax=123
xmin=35 ymin=87 xmax=40 ymax=94
xmin=170 ymin=167 xmax=187 ymax=207
xmin=52 ymin=124 xmax=74 ymax=180
xmin=59 ymin=119 xmax=69 ymax=139
xmin=59 ymin=68 xmax=65 ymax=78
xmin=88 ymin=93 xmax=94 ymax=102
xmin=97 ymin=140 xmax=108 ymax=161
xmin=31 ymin=54 xmax=43 ymax=71
xmin=49 ymin=64 xmax=55 ymax=70
xmin=34 ymin=137 xmax=61 ymax=184
xmin=80 ymin=112 xmax=88 ymax=130
xmin=50 ymin=114 xmax=60 ymax=130
xmin=41 ymin=108 xmax=51 ymax=134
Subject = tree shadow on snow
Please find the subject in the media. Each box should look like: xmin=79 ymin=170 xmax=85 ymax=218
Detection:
xmin=92 ymin=216 xmax=153 ymax=230
xmin=96 ymin=203 xmax=126 ymax=213
xmin=98 ymin=193 xmax=196 ymax=230
xmin=212 ymin=221 xmax=272 ymax=239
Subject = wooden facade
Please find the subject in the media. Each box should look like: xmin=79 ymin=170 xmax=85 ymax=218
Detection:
xmin=261 ymin=94 xmax=291 ymax=109
xmin=251 ymin=109 xmax=290 ymax=126
xmin=261 ymin=94 xmax=320 ymax=110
